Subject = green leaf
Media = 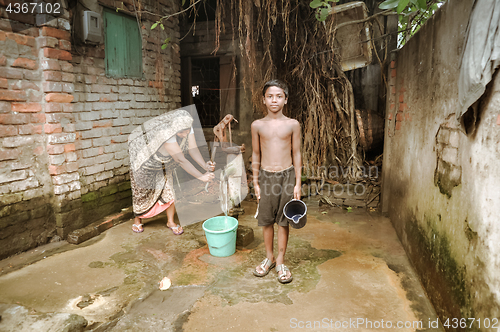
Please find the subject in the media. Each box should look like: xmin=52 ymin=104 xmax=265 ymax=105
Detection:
xmin=378 ymin=0 xmax=399 ymax=10
xmin=409 ymin=0 xmax=417 ymax=5
xmin=319 ymin=7 xmax=329 ymax=20
xmin=160 ymin=23 xmax=164 ymax=30
xmin=416 ymin=0 xmax=427 ymax=10
xmin=397 ymin=0 xmax=410 ymax=14
xmin=161 ymin=44 xmax=168 ymax=50
xmin=182 ymin=0 xmax=186 ymax=5
xmin=309 ymin=0 xmax=323 ymax=9
xmin=151 ymin=22 xmax=158 ymax=30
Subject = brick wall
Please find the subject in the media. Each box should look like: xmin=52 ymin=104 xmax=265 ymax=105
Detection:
xmin=0 ymin=0 xmax=181 ymax=259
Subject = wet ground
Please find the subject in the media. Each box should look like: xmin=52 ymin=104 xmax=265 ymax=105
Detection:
xmin=0 ymin=197 xmax=443 ymax=331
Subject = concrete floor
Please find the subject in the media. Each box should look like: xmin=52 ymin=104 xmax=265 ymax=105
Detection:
xmin=0 ymin=197 xmax=443 ymax=331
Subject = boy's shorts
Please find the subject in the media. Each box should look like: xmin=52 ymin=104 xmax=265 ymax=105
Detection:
xmin=257 ymin=166 xmax=296 ymax=227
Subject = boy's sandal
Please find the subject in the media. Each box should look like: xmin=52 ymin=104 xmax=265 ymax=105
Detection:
xmin=253 ymin=258 xmax=276 ymax=277
xmin=276 ymin=264 xmax=293 ymax=284
xmin=132 ymin=224 xmax=144 ymax=233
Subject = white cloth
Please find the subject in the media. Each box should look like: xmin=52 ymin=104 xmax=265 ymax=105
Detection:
xmin=458 ymin=0 xmax=500 ymax=129
xmin=166 ymin=127 xmax=194 ymax=143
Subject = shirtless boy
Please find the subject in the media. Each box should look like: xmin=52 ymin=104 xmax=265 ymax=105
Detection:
xmin=251 ymin=79 xmax=301 ymax=284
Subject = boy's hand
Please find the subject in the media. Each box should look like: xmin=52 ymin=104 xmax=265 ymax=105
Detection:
xmin=293 ymin=184 xmax=301 ymax=200
xmin=254 ymin=184 xmax=261 ymax=201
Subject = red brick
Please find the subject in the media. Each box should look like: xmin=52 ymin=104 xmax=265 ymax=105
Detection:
xmin=497 ymin=114 xmax=500 ymax=126
xmin=41 ymin=59 xmax=61 ymax=71
xmin=389 ymin=103 xmax=395 ymax=110
xmin=0 ymin=78 xmax=7 ymax=89
xmin=49 ymin=164 xmax=66 ymax=175
xmin=93 ymin=120 xmax=112 ymax=128
xmin=12 ymin=58 xmax=37 ymax=70
xmin=0 ymin=125 xmax=18 ymax=137
xmin=391 ymin=69 xmax=396 ymax=78
xmin=27 ymin=91 xmax=42 ymax=102
xmin=0 ymin=31 xmax=5 ymax=41
xmin=46 ymin=113 xmax=74 ymax=123
xmin=0 ymin=148 xmax=20 ymax=161
xmin=30 ymin=113 xmax=46 ymax=123
xmin=47 ymin=144 xmax=65 ymax=155
xmin=387 ymin=113 xmax=393 ymax=120
xmin=10 ymin=81 xmax=40 ymax=91
xmin=41 ymin=27 xmax=71 ymax=41
xmin=60 ymin=62 xmax=73 ymax=72
xmin=33 ymin=146 xmax=44 ymax=155
xmin=61 ymin=73 xmax=74 ymax=82
xmin=396 ymin=113 xmax=403 ymax=122
xmin=0 ymin=113 xmax=29 ymax=125
xmin=42 ymin=81 xmax=62 ymax=92
xmin=399 ymin=94 xmax=404 ymax=103
xmin=0 ymin=67 xmax=23 ymax=79
xmin=37 ymin=36 xmax=58 ymax=49
xmin=19 ymin=124 xmax=43 ymax=135
xmin=399 ymin=103 xmax=407 ymax=111
xmin=12 ymin=103 xmax=42 ymax=113
xmin=0 ymin=90 xmax=28 ymax=101
xmin=395 ymin=121 xmax=401 ymax=131
xmin=59 ymin=39 xmax=71 ymax=51
xmin=64 ymin=143 xmax=76 ymax=152
xmin=400 ymin=86 xmax=406 ymax=93
xmin=45 ymin=103 xmax=62 ymax=113
xmin=0 ymin=56 xmax=6 ymax=66
xmin=45 ymin=93 xmax=74 ymax=103
xmin=44 ymin=123 xmax=62 ymax=134
xmin=43 ymin=48 xmax=72 ymax=61
xmin=62 ymin=103 xmax=73 ymax=112
xmin=6 ymin=33 xmax=36 ymax=47
xmin=390 ymin=60 xmax=396 ymax=69
xmin=0 ymin=102 xmax=11 ymax=113
xmin=44 ymin=71 xmax=62 ymax=81
xmin=66 ymin=162 xmax=78 ymax=172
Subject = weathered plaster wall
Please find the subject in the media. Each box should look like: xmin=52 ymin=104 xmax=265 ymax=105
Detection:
xmin=381 ymin=0 xmax=500 ymax=328
xmin=0 ymin=0 xmax=181 ymax=259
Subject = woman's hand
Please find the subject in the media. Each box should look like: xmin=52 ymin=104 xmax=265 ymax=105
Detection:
xmin=199 ymin=172 xmax=215 ymax=183
xmin=205 ymin=161 xmax=216 ymax=172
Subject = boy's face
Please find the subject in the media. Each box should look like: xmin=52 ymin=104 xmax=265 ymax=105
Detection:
xmin=263 ymin=86 xmax=287 ymax=113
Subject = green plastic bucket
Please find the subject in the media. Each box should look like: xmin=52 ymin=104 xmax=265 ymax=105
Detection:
xmin=202 ymin=216 xmax=238 ymax=257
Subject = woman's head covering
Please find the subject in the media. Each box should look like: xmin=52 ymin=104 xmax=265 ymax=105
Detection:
xmin=128 ymin=108 xmax=193 ymax=172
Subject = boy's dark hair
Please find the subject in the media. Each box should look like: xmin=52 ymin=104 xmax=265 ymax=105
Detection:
xmin=262 ymin=79 xmax=288 ymax=98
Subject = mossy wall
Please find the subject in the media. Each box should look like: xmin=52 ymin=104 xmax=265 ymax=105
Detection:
xmin=381 ymin=0 xmax=500 ymax=330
